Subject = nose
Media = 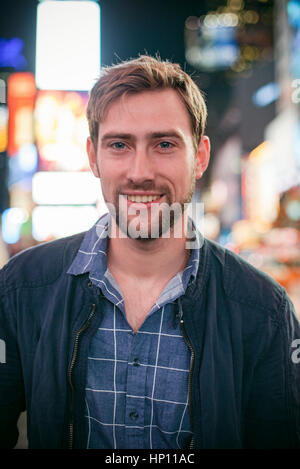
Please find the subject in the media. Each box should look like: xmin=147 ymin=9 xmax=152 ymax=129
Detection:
xmin=127 ymin=146 xmax=155 ymax=185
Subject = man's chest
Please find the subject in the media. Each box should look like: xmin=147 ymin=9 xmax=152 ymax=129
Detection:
xmin=121 ymin=283 xmax=166 ymax=332
xmin=85 ymin=301 xmax=192 ymax=449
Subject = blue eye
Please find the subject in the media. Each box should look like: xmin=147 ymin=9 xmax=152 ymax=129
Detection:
xmin=111 ymin=142 xmax=126 ymax=149
xmin=159 ymin=141 xmax=173 ymax=149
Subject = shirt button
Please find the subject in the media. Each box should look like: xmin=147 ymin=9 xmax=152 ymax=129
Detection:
xmin=133 ymin=358 xmax=140 ymax=367
xmin=129 ymin=411 xmax=139 ymax=421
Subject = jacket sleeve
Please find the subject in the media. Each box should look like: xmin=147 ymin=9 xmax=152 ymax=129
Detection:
xmin=244 ymin=292 xmax=300 ymax=448
xmin=0 ymin=268 xmax=26 ymax=448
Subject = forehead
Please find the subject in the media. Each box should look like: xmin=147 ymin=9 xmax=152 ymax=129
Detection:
xmin=98 ymin=88 xmax=193 ymax=137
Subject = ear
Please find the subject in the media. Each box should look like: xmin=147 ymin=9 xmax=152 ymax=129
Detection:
xmin=195 ymin=135 xmax=210 ymax=179
xmin=87 ymin=137 xmax=100 ymax=178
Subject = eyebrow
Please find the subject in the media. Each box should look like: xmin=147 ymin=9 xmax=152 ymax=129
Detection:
xmin=150 ymin=131 xmax=183 ymax=140
xmin=101 ymin=133 xmax=132 ymax=142
xmin=100 ymin=130 xmax=184 ymax=143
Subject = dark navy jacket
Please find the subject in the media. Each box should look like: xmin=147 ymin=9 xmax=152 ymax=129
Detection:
xmin=0 ymin=232 xmax=299 ymax=448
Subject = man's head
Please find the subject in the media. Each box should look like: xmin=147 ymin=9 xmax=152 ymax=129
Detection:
xmin=86 ymin=55 xmax=210 ymax=240
xmin=86 ymin=55 xmax=207 ymax=153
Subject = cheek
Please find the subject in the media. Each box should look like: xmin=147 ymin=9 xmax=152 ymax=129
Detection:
xmin=174 ymin=161 xmax=194 ymax=184
xmin=99 ymin=156 xmax=127 ymax=176
xmin=99 ymin=160 xmax=116 ymax=182
xmin=99 ymin=163 xmax=123 ymax=197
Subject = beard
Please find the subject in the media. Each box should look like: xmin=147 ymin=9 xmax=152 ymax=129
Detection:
xmin=103 ymin=168 xmax=196 ymax=241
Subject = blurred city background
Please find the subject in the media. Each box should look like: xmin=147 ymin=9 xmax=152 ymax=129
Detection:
xmin=0 ymin=0 xmax=299 ymax=323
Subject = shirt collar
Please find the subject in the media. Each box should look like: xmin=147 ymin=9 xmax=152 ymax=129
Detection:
xmin=67 ymin=212 xmax=110 ymax=279
xmin=67 ymin=212 xmax=202 ymax=285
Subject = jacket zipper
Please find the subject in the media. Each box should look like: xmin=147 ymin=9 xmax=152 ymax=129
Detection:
xmin=179 ymin=304 xmax=195 ymax=450
xmin=68 ymin=303 xmax=96 ymax=449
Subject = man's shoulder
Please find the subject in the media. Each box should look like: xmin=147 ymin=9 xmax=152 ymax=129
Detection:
xmin=204 ymin=238 xmax=285 ymax=315
xmin=0 ymin=231 xmax=86 ymax=289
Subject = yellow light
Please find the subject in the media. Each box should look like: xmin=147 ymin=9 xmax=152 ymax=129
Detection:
xmin=243 ymin=10 xmax=259 ymax=24
xmin=228 ymin=0 xmax=244 ymax=10
xmin=242 ymin=46 xmax=259 ymax=61
xmin=249 ymin=141 xmax=270 ymax=160
xmin=0 ymin=107 xmax=8 ymax=152
xmin=231 ymin=58 xmax=246 ymax=72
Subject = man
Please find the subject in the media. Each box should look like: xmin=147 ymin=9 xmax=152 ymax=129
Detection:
xmin=0 ymin=56 xmax=299 ymax=449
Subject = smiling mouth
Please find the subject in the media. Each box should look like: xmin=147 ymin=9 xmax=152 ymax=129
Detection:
xmin=121 ymin=194 xmax=164 ymax=203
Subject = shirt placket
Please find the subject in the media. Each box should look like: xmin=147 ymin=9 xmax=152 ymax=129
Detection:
xmin=124 ymin=331 xmax=151 ymax=449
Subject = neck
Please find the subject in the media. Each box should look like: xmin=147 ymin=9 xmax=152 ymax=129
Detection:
xmin=107 ymin=216 xmax=190 ymax=281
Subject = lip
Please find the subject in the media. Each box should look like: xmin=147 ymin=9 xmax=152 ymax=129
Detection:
xmin=120 ymin=193 xmax=165 ymax=206
xmin=121 ymin=192 xmax=163 ymax=196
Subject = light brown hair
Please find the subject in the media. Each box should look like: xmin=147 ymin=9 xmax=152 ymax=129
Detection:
xmin=86 ymin=55 xmax=207 ymax=151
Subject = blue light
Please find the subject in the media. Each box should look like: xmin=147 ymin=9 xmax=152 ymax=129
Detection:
xmin=287 ymin=0 xmax=300 ymax=28
xmin=8 ymin=144 xmax=38 ymax=186
xmin=0 ymin=38 xmax=27 ymax=70
xmin=252 ymin=82 xmax=281 ymax=107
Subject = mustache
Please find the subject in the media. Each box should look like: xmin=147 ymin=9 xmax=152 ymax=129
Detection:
xmin=117 ymin=183 xmax=171 ymax=194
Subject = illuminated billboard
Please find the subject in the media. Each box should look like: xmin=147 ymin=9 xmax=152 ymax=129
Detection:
xmin=32 ymin=205 xmax=100 ymax=241
xmin=7 ymin=73 xmax=36 ymax=156
xmin=32 ymin=171 xmax=100 ymax=205
xmin=36 ymin=1 xmax=101 ymax=91
xmin=34 ymin=90 xmax=90 ymax=171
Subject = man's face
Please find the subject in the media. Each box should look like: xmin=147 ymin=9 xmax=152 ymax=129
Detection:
xmin=87 ymin=88 xmax=209 ymax=239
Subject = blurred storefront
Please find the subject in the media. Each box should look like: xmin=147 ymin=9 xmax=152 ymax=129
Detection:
xmin=234 ymin=0 xmax=300 ymax=315
xmin=0 ymin=76 xmax=105 ymax=260
xmin=186 ymin=0 xmax=300 ymax=318
xmin=0 ymin=1 xmax=103 ymax=265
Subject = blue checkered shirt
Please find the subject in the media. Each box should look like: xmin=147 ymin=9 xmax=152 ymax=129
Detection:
xmin=67 ymin=213 xmax=201 ymax=449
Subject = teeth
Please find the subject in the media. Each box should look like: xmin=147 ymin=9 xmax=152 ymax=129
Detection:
xmin=125 ymin=194 xmax=161 ymax=203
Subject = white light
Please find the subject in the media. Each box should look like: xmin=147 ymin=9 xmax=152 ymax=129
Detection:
xmin=204 ymin=14 xmax=219 ymax=28
xmin=2 ymin=208 xmax=28 ymax=244
xmin=202 ymin=213 xmax=220 ymax=239
xmin=32 ymin=205 xmax=100 ymax=241
xmin=18 ymin=143 xmax=38 ymax=172
xmin=32 ymin=171 xmax=102 ymax=205
xmin=221 ymin=13 xmax=239 ymax=27
xmin=0 ymin=80 xmax=6 ymax=104
xmin=36 ymin=1 xmax=100 ymax=91
xmin=0 ymin=106 xmax=8 ymax=123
